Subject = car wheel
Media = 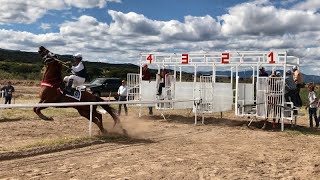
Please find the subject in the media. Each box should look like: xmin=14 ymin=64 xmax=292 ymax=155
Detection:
xmin=93 ymin=92 xmax=101 ymax=97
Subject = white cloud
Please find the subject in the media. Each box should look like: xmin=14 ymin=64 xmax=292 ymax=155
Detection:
xmin=220 ymin=2 xmax=320 ymax=36
xmin=161 ymin=15 xmax=220 ymax=41
xmin=292 ymin=0 xmax=320 ymax=12
xmin=0 ymin=29 xmax=64 ymax=52
xmin=0 ymin=0 xmax=47 ymax=24
xmin=40 ymin=23 xmax=51 ymax=31
xmin=108 ymin=10 xmax=162 ymax=36
xmin=65 ymin=0 xmax=121 ymax=8
xmin=108 ymin=10 xmax=220 ymax=41
xmin=1 ymin=1 xmax=320 ymax=75
xmin=0 ymin=0 xmax=121 ymax=24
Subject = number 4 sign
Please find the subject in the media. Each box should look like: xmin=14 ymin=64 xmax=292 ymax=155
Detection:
xmin=146 ymin=54 xmax=153 ymax=64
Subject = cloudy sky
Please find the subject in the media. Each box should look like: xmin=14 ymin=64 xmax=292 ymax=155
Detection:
xmin=0 ymin=0 xmax=320 ymax=75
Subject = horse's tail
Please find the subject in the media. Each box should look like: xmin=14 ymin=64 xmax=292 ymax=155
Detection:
xmin=95 ymin=96 xmax=120 ymax=126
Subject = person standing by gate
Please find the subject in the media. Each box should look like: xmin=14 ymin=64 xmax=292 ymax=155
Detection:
xmin=157 ymin=68 xmax=168 ymax=96
xmin=142 ymin=64 xmax=153 ymax=115
xmin=259 ymin=67 xmax=268 ymax=77
xmin=293 ymin=65 xmax=303 ymax=107
xmin=306 ymin=84 xmax=318 ymax=128
xmin=118 ymin=80 xmax=128 ymax=116
xmin=1 ymin=81 xmax=15 ymax=104
xmin=285 ymin=70 xmax=297 ymax=106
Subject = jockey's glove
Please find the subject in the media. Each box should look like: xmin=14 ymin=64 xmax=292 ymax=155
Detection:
xmin=66 ymin=68 xmax=72 ymax=73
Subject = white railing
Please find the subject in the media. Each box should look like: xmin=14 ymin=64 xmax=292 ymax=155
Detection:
xmin=0 ymin=99 xmax=199 ymax=136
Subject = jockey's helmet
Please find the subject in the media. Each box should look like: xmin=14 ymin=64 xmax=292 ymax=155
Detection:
xmin=74 ymin=53 xmax=82 ymax=61
xmin=292 ymin=65 xmax=297 ymax=70
xmin=276 ymin=71 xmax=281 ymax=76
xmin=286 ymin=70 xmax=292 ymax=75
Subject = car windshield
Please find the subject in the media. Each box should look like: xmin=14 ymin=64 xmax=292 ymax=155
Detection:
xmin=90 ymin=78 xmax=105 ymax=84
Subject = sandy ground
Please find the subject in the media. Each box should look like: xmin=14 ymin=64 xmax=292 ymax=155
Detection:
xmin=0 ymin=85 xmax=320 ymax=179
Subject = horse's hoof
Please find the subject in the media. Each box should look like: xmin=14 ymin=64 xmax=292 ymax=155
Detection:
xmin=122 ymin=129 xmax=128 ymax=136
xmin=41 ymin=117 xmax=53 ymax=121
xmin=44 ymin=117 xmax=54 ymax=121
xmin=101 ymin=129 xmax=108 ymax=135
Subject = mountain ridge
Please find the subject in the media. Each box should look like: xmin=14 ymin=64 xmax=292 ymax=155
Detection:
xmin=198 ymin=70 xmax=317 ymax=83
xmin=0 ymin=48 xmax=317 ymax=83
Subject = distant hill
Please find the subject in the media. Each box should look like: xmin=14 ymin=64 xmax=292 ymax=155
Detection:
xmin=0 ymin=48 xmax=317 ymax=83
xmin=0 ymin=48 xmax=143 ymax=81
xmin=198 ymin=70 xmax=318 ymax=83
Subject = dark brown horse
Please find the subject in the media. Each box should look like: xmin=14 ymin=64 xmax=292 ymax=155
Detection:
xmin=34 ymin=46 xmax=120 ymax=133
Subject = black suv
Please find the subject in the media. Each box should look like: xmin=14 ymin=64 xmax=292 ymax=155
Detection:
xmin=81 ymin=78 xmax=122 ymax=97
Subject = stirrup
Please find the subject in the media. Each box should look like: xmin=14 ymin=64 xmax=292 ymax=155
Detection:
xmin=63 ymin=87 xmax=72 ymax=95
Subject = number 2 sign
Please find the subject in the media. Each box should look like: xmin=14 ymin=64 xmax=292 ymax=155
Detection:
xmin=221 ymin=53 xmax=229 ymax=64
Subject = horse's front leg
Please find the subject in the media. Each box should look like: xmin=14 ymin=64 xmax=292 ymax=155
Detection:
xmin=33 ymin=100 xmax=53 ymax=121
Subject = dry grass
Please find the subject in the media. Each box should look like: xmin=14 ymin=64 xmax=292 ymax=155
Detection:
xmin=0 ymin=84 xmax=315 ymax=154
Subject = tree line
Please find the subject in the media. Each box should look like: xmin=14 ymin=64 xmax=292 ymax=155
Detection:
xmin=0 ymin=48 xmax=146 ymax=81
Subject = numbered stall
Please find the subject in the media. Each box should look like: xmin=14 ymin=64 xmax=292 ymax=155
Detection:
xmin=127 ymin=51 xmax=299 ymax=130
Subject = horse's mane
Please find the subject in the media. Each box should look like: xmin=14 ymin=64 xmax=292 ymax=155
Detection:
xmin=42 ymin=59 xmax=63 ymax=86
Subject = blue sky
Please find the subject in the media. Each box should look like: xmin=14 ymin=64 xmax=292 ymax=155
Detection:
xmin=0 ymin=0 xmax=320 ymax=75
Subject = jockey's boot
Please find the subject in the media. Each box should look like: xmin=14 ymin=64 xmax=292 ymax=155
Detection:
xmin=64 ymin=79 xmax=73 ymax=95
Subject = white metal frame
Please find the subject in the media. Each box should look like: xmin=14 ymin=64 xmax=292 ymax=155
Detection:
xmin=0 ymin=99 xmax=197 ymax=136
xmin=135 ymin=51 xmax=299 ymax=129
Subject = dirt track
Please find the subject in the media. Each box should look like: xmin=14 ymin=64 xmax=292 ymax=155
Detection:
xmin=1 ymin=111 xmax=320 ymax=179
xmin=0 ymin=84 xmax=320 ymax=179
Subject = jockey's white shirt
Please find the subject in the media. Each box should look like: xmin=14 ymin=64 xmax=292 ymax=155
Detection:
xmin=63 ymin=75 xmax=85 ymax=88
xmin=118 ymin=85 xmax=128 ymax=96
xmin=64 ymin=61 xmax=86 ymax=88
xmin=71 ymin=61 xmax=84 ymax=73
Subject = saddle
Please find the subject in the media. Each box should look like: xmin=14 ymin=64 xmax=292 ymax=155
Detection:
xmin=63 ymin=88 xmax=82 ymax=101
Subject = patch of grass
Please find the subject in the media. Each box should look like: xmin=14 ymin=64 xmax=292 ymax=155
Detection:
xmin=19 ymin=137 xmax=89 ymax=151
xmin=0 ymin=107 xmax=80 ymax=120
xmin=8 ymin=133 xmax=152 ymax=153
xmin=285 ymin=126 xmax=320 ymax=136
xmin=15 ymin=134 xmax=129 ymax=151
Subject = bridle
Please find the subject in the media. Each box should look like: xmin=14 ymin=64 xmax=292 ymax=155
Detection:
xmin=38 ymin=48 xmax=54 ymax=64
xmin=43 ymin=54 xmax=56 ymax=64
xmin=38 ymin=47 xmax=69 ymax=67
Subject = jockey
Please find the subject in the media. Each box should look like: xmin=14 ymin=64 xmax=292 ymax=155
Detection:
xmin=63 ymin=53 xmax=88 ymax=94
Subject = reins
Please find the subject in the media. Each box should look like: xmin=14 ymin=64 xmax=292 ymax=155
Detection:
xmin=44 ymin=56 xmax=69 ymax=68
xmin=51 ymin=57 xmax=70 ymax=68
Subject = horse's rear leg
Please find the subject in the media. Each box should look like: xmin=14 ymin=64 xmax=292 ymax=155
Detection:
xmin=93 ymin=111 xmax=106 ymax=133
xmin=100 ymin=105 xmax=127 ymax=136
xmin=100 ymin=104 xmax=120 ymax=127
xmin=78 ymin=108 xmax=106 ymax=133
xmin=33 ymin=100 xmax=53 ymax=121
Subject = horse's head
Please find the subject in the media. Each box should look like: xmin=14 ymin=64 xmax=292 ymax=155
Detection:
xmin=38 ymin=46 xmax=49 ymax=58
xmin=38 ymin=46 xmax=57 ymax=64
xmin=38 ymin=46 xmax=63 ymax=83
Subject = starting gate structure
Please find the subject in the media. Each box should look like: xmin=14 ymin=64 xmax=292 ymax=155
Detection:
xmin=127 ymin=51 xmax=300 ymax=131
